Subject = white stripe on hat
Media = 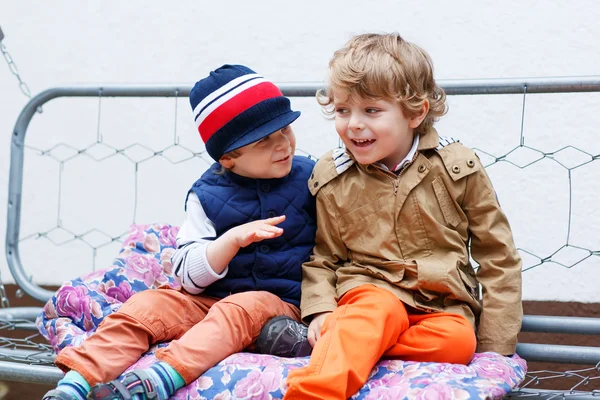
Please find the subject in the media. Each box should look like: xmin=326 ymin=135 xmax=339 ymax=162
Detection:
xmin=193 ymin=73 xmax=263 ymax=122
xmin=194 ymin=77 xmax=269 ymax=129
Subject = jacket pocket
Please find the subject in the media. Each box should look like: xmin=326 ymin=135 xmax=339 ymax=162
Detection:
xmin=353 ymin=255 xmax=405 ymax=283
xmin=413 ymin=291 xmax=445 ymax=312
xmin=416 ymin=258 xmax=449 ymax=294
xmin=432 ymin=177 xmax=462 ymax=227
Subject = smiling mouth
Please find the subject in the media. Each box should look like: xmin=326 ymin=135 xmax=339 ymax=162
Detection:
xmin=275 ymin=155 xmax=291 ymax=163
xmin=352 ymin=139 xmax=375 ymax=147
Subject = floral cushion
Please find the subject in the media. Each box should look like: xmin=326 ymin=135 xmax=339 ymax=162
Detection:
xmin=125 ymin=349 xmax=526 ymax=400
xmin=37 ymin=224 xmax=181 ymax=349
xmin=37 ymin=224 xmax=527 ymax=399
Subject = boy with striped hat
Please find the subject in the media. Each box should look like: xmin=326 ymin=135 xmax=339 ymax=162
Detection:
xmin=43 ymin=64 xmax=316 ymax=400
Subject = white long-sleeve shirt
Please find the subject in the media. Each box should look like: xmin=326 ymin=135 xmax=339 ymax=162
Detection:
xmin=170 ymin=192 xmax=228 ymax=294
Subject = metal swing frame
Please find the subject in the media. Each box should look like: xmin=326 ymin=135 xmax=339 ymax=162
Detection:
xmin=1 ymin=78 xmax=600 ymax=398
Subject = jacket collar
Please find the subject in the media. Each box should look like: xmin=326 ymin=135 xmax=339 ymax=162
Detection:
xmin=418 ymin=127 xmax=441 ymax=151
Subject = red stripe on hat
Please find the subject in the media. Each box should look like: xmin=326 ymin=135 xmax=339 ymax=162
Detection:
xmin=198 ymin=82 xmax=282 ymax=143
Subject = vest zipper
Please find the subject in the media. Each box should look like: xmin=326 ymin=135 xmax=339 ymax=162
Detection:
xmin=393 ymin=179 xmax=399 ymax=196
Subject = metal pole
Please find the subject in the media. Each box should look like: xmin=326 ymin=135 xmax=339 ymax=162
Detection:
xmin=516 ymin=343 xmax=600 ymax=364
xmin=0 ymin=361 xmax=62 ymax=384
xmin=522 ymin=315 xmax=600 ymax=335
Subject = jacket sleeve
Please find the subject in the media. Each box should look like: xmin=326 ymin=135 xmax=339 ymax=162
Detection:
xmin=462 ymin=163 xmax=523 ymax=355
xmin=300 ymin=190 xmax=347 ymax=323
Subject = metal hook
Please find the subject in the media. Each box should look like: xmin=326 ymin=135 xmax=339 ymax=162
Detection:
xmin=519 ymin=85 xmax=527 ymax=147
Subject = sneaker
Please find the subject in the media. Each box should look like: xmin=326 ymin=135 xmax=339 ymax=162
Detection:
xmin=87 ymin=370 xmax=158 ymax=399
xmin=255 ymin=316 xmax=312 ymax=357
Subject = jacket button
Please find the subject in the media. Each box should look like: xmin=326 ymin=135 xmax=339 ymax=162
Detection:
xmin=259 ymin=245 xmax=270 ymax=253
xmin=418 ymin=164 xmax=426 ymax=173
xmin=314 ymin=181 xmax=319 ymax=188
xmin=267 ymin=211 xmax=277 ymax=218
xmin=466 ymin=159 xmax=475 ymax=168
xmin=261 ymin=184 xmax=271 ymax=192
xmin=452 ymin=165 xmax=460 ymax=174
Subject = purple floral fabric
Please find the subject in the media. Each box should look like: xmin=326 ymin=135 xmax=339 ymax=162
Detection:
xmin=37 ymin=223 xmax=527 ymax=399
xmin=37 ymin=224 xmax=181 ymax=350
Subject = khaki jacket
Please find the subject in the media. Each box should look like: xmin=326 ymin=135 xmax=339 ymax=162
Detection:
xmin=301 ymin=128 xmax=522 ymax=355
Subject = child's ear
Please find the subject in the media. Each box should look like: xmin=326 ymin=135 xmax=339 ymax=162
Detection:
xmin=409 ymin=100 xmax=430 ymax=129
xmin=219 ymin=155 xmax=235 ymax=169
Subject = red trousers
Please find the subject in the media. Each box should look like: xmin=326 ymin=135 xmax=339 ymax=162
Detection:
xmin=55 ymin=288 xmax=300 ymax=385
xmin=285 ymin=285 xmax=476 ymax=400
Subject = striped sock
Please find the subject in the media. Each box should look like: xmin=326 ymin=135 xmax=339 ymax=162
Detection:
xmin=54 ymin=370 xmax=91 ymax=400
xmin=129 ymin=362 xmax=185 ymax=400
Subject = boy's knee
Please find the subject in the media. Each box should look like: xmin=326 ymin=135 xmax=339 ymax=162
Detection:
xmin=434 ymin=318 xmax=477 ymax=364
xmin=378 ymin=290 xmax=403 ymax=313
xmin=215 ymin=291 xmax=287 ymax=331
xmin=218 ymin=291 xmax=280 ymax=313
xmin=342 ymin=286 xmax=408 ymax=332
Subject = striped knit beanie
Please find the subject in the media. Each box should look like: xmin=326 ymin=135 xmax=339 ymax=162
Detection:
xmin=190 ymin=64 xmax=301 ymax=161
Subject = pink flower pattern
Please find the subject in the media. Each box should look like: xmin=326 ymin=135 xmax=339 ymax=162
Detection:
xmin=101 ymin=281 xmax=134 ymax=304
xmin=233 ymin=368 xmax=283 ymax=400
xmin=160 ymin=247 xmax=175 ymax=276
xmin=123 ymin=224 xmax=148 ymax=248
xmin=158 ymin=225 xmax=179 ymax=246
xmin=120 ymin=252 xmax=168 ymax=287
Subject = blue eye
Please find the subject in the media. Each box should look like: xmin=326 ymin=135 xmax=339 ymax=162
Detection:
xmin=366 ymin=108 xmax=380 ymax=114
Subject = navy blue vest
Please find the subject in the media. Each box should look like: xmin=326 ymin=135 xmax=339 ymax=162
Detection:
xmin=187 ymin=156 xmax=316 ymax=307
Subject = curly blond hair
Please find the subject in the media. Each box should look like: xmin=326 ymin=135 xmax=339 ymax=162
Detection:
xmin=318 ymin=33 xmax=447 ymax=134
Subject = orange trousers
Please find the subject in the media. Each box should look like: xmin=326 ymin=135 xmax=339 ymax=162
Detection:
xmin=55 ymin=288 xmax=300 ymax=386
xmin=285 ymin=285 xmax=476 ymax=400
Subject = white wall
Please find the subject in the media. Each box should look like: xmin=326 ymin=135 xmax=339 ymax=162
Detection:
xmin=1 ymin=1 xmax=599 ymax=302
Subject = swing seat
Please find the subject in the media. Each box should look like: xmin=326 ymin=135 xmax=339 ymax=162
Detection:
xmin=37 ymin=223 xmax=527 ymax=399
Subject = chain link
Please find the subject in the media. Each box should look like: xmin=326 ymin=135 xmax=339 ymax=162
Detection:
xmin=0 ymin=26 xmax=42 ymax=112
xmin=0 ymin=26 xmax=17 ymax=306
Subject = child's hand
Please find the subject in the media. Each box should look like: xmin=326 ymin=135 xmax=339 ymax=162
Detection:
xmin=307 ymin=311 xmax=333 ymax=347
xmin=228 ymin=215 xmax=286 ymax=248
xmin=205 ymin=215 xmax=286 ymax=276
